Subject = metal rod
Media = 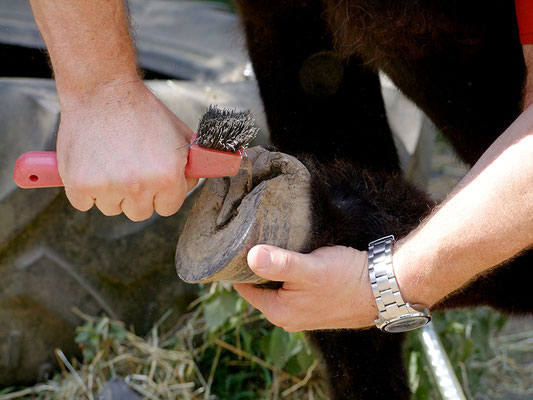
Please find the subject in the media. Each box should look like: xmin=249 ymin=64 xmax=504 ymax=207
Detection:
xmin=419 ymin=323 xmax=467 ymax=400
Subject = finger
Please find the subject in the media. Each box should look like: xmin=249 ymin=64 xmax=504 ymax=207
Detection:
xmin=247 ymin=245 xmax=313 ymax=283
xmin=121 ymin=191 xmax=155 ymax=221
xmin=186 ymin=177 xmax=199 ymax=192
xmin=94 ymin=193 xmax=124 ymax=216
xmin=233 ymin=283 xmax=289 ymax=326
xmin=64 ymin=187 xmax=95 ymax=212
xmin=153 ymin=181 xmax=188 ymax=217
xmin=153 ymin=190 xmax=184 ymax=217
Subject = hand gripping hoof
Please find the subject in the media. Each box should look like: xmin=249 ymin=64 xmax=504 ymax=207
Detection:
xmin=176 ymin=146 xmax=312 ymax=284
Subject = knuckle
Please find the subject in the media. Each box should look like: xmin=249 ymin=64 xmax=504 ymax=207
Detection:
xmin=67 ymin=176 xmax=107 ymax=196
xmin=276 ymin=288 xmax=291 ymax=303
xmin=277 ymin=252 xmax=294 ymax=278
xmin=68 ymin=178 xmax=93 ymax=193
xmin=123 ymin=179 xmax=143 ymax=194
xmin=118 ymin=168 xmax=148 ymax=194
xmin=157 ymin=170 xmax=179 ymax=188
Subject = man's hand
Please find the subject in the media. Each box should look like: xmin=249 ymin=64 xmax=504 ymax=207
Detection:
xmin=29 ymin=0 xmax=198 ymax=220
xmin=233 ymin=245 xmax=377 ymax=332
xmin=57 ymin=80 xmax=197 ymax=221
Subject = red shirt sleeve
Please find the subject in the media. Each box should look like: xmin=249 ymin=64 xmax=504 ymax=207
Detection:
xmin=516 ymin=0 xmax=533 ymax=44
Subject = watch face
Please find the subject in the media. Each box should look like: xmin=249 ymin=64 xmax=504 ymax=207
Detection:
xmin=384 ymin=316 xmax=430 ymax=333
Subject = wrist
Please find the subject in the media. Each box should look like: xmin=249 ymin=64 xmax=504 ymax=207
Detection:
xmin=392 ymin=238 xmax=441 ymax=308
xmin=353 ymin=250 xmax=378 ymax=328
xmin=367 ymin=236 xmax=431 ymax=332
xmin=56 ymin=72 xmax=142 ymax=107
xmin=57 ymin=77 xmax=146 ymax=113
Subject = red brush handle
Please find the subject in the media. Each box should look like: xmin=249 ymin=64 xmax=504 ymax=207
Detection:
xmin=14 ymin=152 xmax=63 ymax=188
xmin=14 ymin=148 xmax=243 ymax=189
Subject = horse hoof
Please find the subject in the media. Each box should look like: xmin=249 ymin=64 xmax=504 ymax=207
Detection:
xmin=175 ymin=146 xmax=312 ymax=284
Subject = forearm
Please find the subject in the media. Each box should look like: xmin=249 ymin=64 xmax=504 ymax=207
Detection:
xmin=30 ymin=0 xmax=139 ymax=105
xmin=394 ymin=107 xmax=533 ymax=307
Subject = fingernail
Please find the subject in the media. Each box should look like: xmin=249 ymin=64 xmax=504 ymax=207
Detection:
xmin=255 ymin=247 xmax=272 ymax=268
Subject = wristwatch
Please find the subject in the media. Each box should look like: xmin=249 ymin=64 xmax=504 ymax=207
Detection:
xmin=367 ymin=235 xmax=431 ymax=333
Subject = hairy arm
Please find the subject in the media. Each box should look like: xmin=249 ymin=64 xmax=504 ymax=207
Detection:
xmin=30 ymin=0 xmax=138 ymax=100
xmin=30 ymin=0 xmax=196 ymax=221
xmin=394 ymin=44 xmax=533 ymax=307
xmin=394 ymin=108 xmax=533 ymax=307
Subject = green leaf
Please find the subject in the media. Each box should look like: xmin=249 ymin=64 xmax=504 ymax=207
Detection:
xmin=259 ymin=332 xmax=271 ymax=358
xmin=204 ymin=290 xmax=239 ymax=333
xmin=109 ymin=322 xmax=127 ymax=341
xmin=296 ymin=344 xmax=315 ymax=372
xmin=268 ymin=327 xmax=292 ymax=369
xmin=287 ymin=333 xmax=303 ymax=358
xmin=240 ymin=328 xmax=253 ymax=354
xmin=284 ymin=355 xmax=303 ymax=376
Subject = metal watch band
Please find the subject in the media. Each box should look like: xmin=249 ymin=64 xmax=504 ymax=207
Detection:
xmin=368 ymin=235 xmax=408 ymax=320
xmin=368 ymin=235 xmax=432 ymax=331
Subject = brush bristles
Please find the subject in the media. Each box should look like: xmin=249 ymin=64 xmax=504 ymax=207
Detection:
xmin=196 ymin=105 xmax=259 ymax=153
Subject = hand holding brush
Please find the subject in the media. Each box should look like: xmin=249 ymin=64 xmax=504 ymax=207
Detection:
xmin=14 ymin=105 xmax=259 ymax=188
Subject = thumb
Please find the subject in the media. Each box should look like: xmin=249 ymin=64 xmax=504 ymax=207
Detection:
xmin=247 ymin=245 xmax=311 ymax=283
